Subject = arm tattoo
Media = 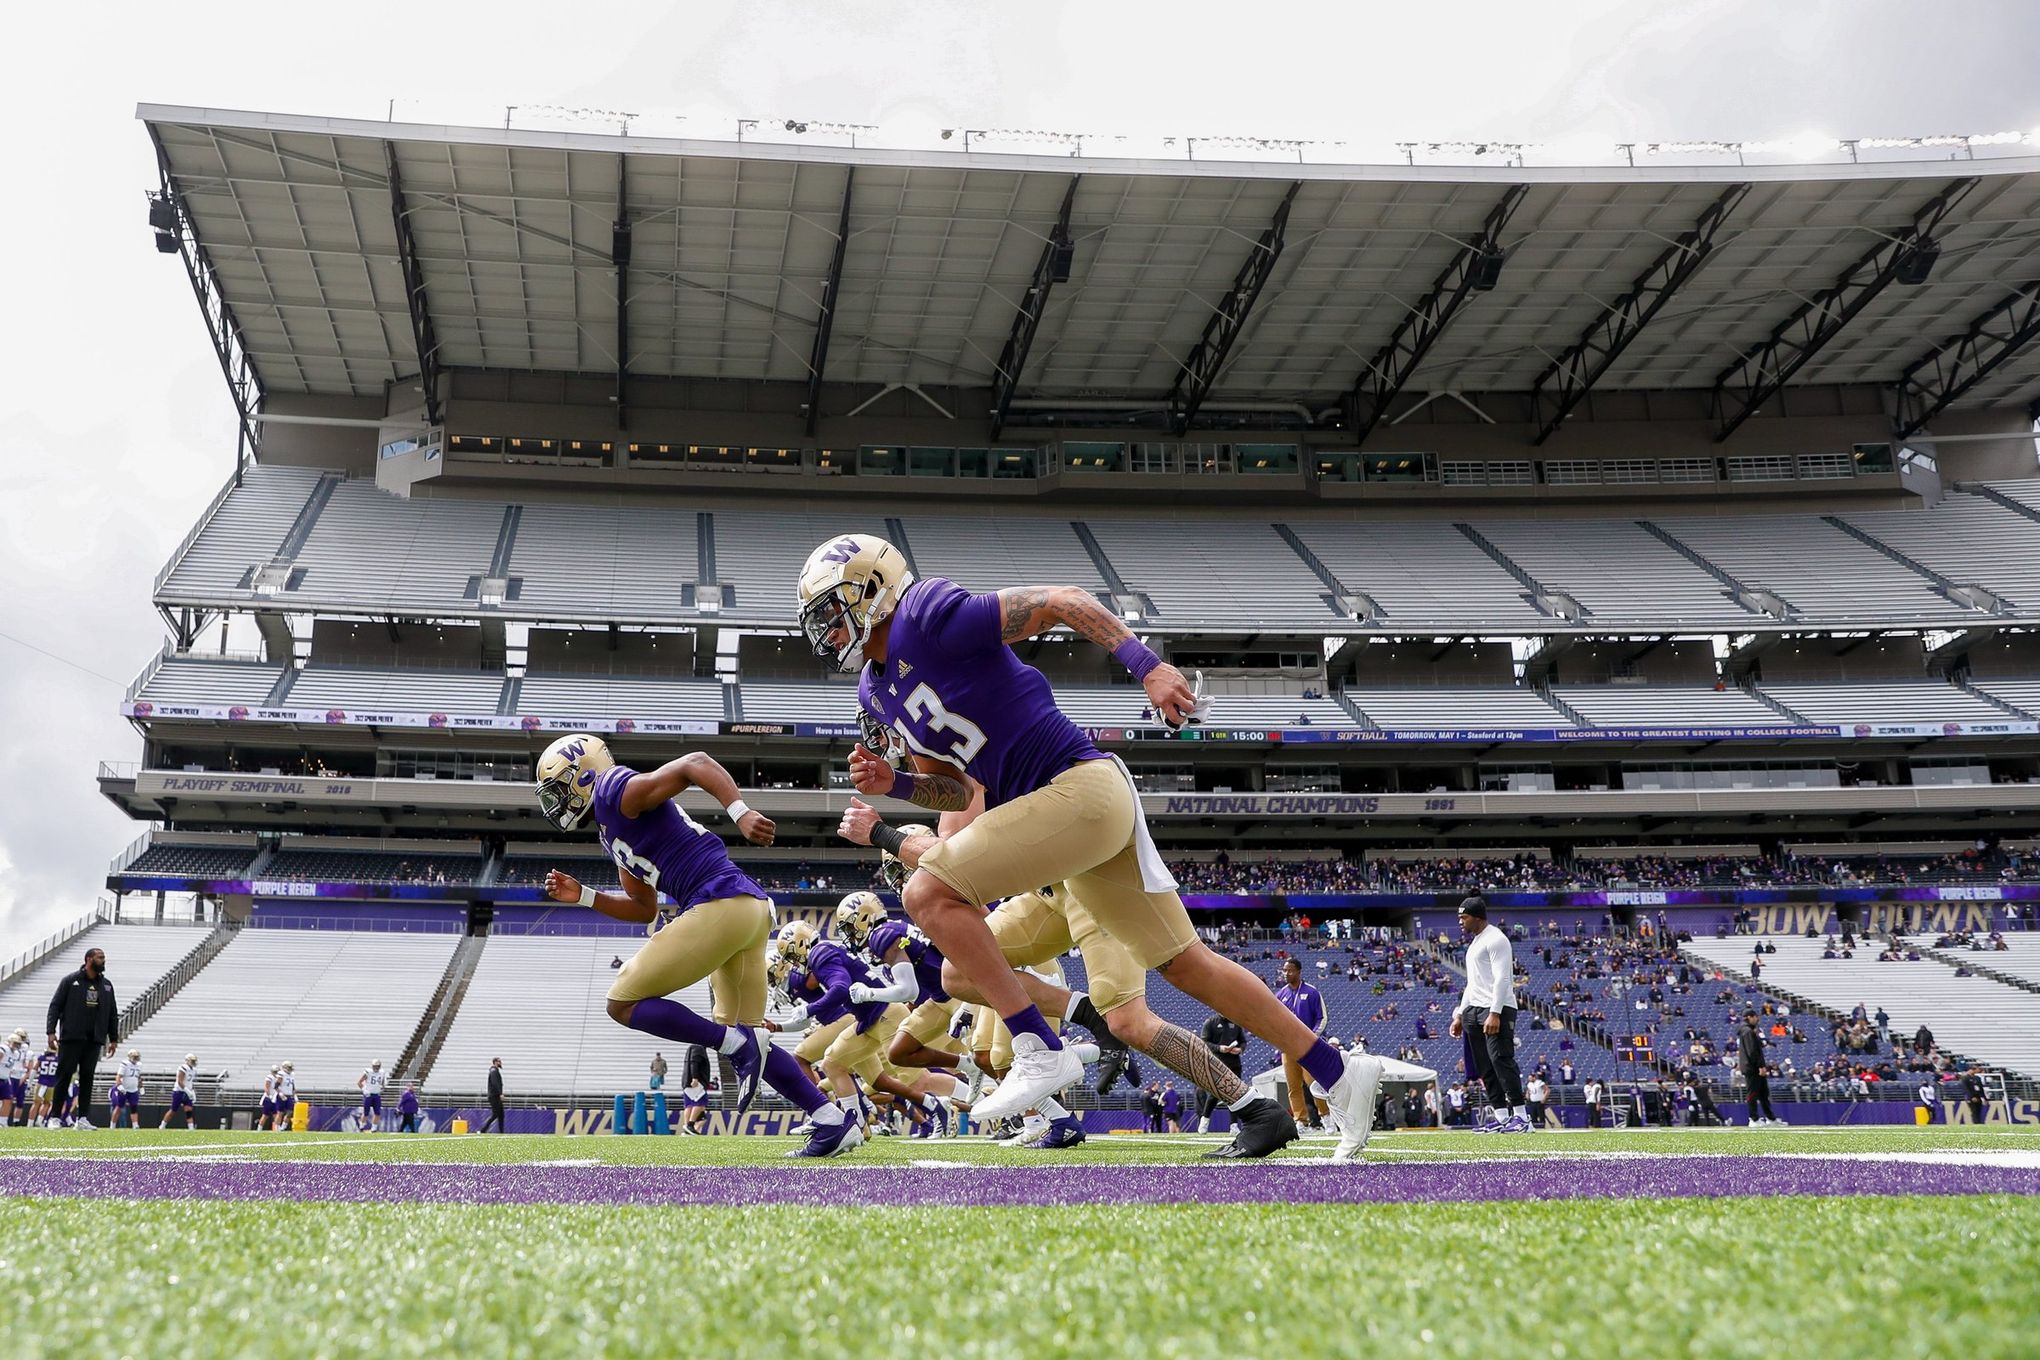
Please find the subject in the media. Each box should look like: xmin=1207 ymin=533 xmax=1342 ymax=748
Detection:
xmin=998 ymin=587 xmax=1054 ymax=644
xmin=1144 ymin=1021 xmax=1251 ymax=1105
xmin=906 ymin=773 xmax=972 ymax=812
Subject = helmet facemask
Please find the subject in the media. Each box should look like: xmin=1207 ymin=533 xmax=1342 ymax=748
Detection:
xmin=801 ymin=581 xmax=873 ymax=673
xmin=536 ymin=771 xmax=593 ymax=830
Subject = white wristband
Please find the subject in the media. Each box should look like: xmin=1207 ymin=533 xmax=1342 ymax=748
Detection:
xmin=727 ymin=799 xmax=753 ymax=823
xmin=577 ymin=884 xmax=597 ymax=908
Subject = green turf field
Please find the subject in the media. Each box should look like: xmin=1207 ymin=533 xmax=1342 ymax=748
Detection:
xmin=3 ymin=1127 xmax=2037 ymax=1359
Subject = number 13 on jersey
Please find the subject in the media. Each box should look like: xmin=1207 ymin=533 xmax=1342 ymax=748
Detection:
xmin=898 ymin=682 xmax=987 ymax=764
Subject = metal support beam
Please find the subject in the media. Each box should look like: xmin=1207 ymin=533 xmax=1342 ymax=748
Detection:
xmin=1532 ymin=183 xmax=1749 ymax=445
xmin=1711 ymin=177 xmax=1977 ymax=442
xmin=1892 ymin=279 xmax=2040 ymax=439
xmin=802 ymin=167 xmax=855 ymax=437
xmin=1167 ymin=182 xmax=1301 ymax=433
xmin=1345 ymin=185 xmax=1527 ymax=447
xmin=147 ymin=125 xmax=266 ymax=486
xmin=383 ymin=143 xmax=444 ymax=428
xmin=612 ymin=154 xmax=631 ymax=431
xmin=988 ymin=177 xmax=1080 ymax=441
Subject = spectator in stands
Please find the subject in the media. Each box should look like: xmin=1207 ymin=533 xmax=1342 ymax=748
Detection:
xmin=1914 ymin=1023 xmax=1935 ymax=1054
xmin=43 ymin=947 xmax=117 ymax=1129
xmin=481 ymin=1057 xmax=506 ymax=1133
xmin=1559 ymin=1058 xmax=1576 ymax=1086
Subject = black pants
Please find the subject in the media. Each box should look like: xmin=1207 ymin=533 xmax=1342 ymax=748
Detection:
xmin=51 ymin=1041 xmax=102 ymax=1124
xmin=1744 ymin=1069 xmax=1776 ymax=1121
xmin=481 ymin=1097 xmax=505 ymax=1133
xmin=1527 ymin=1099 xmax=1546 ymax=1127
xmin=1586 ymin=1101 xmax=1603 ymax=1128
xmin=399 ymin=1114 xmax=420 ymax=1133
xmin=1194 ymin=1052 xmax=1244 ymax=1124
xmin=1465 ymin=1007 xmax=1525 ymax=1110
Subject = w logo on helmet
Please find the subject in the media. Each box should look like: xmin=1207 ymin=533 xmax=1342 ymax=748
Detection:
xmin=822 ymin=537 xmax=861 ymax=565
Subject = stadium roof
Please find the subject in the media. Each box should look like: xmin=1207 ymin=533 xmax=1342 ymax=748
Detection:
xmin=141 ymin=105 xmax=2040 ymax=424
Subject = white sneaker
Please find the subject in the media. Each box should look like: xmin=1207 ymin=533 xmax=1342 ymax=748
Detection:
xmin=1322 ymin=1053 xmax=1384 ymax=1162
xmin=970 ymin=1038 xmax=1098 ymax=1123
xmin=73 ymin=1118 xmax=96 ymax=1131
xmin=1770 ymin=1117 xmax=1788 ymax=1127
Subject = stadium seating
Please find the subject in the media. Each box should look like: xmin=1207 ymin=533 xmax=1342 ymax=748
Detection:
xmin=519 ymin=672 xmax=726 ymax=721
xmin=150 ymin=468 xmax=2040 ymax=633
xmin=135 ymin=656 xmax=284 ymax=706
xmin=1551 ymin=684 xmax=1790 ymax=728
xmin=1757 ymin=679 xmax=2008 ymax=724
xmin=0 ymin=923 xmax=218 ymax=1043
xmin=1475 ymin=519 xmax=1752 ymax=628
xmin=1969 ymin=678 xmax=2040 ymax=719
xmin=1984 ymin=936 xmax=2040 ymax=988
xmin=1838 ymin=495 xmax=2040 ymax=608
xmin=737 ymin=678 xmax=861 ymax=722
xmin=1288 ymin=521 xmax=1551 ymax=628
xmin=119 ymin=927 xmax=460 ymax=1090
xmin=290 ymin=479 xmax=505 ymax=613
xmin=429 ymin=934 xmax=699 ymax=1097
xmin=125 ymin=842 xmax=261 ymax=878
xmin=1342 ymin=686 xmax=1573 ymax=729
xmin=155 ymin=464 xmax=326 ymax=599
xmin=260 ymin=850 xmax=483 ymax=885
xmin=1652 ymin=515 xmax=1952 ymax=622
xmin=285 ymin=664 xmax=508 ymax=713
xmin=894 ymin=515 xmax=1104 ymax=594
xmin=1681 ymin=934 xmax=2040 ymax=1078
xmin=1085 ymin=519 xmax=1339 ymax=629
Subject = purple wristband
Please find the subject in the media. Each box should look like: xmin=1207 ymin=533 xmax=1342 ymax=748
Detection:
xmin=888 ymin=769 xmax=917 ymax=800
xmin=1113 ymin=637 xmax=1162 ymax=681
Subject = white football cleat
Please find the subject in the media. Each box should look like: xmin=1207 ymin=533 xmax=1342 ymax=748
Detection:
xmin=1322 ymin=1053 xmax=1384 ymax=1162
xmin=969 ymin=1038 xmax=1097 ymax=1124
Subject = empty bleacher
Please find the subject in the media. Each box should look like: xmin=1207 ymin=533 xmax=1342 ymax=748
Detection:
xmin=1758 ymin=679 xmax=2008 ymax=724
xmin=1682 ymin=934 xmax=2040 ymax=1078
xmin=1839 ymin=494 xmax=2040 ymax=607
xmin=135 ymin=655 xmax=285 ymax=706
xmin=1553 ymin=684 xmax=1792 ymax=728
xmin=896 ymin=515 xmax=1103 ymax=594
xmin=429 ymin=934 xmax=699 ymax=1097
xmin=738 ymin=679 xmax=862 ymax=722
xmin=125 ymin=842 xmax=260 ymax=878
xmin=0 ymin=922 xmax=216 ymax=1043
xmin=122 ymin=927 xmax=460 ymax=1091
xmin=508 ymin=501 xmax=701 ymax=618
xmin=519 ymin=672 xmax=725 ymax=721
xmin=1477 ymin=520 xmax=1753 ymax=628
xmin=1086 ymin=519 xmax=1336 ymax=629
xmin=290 ymin=479 xmax=505 ymax=613
xmin=285 ymin=664 xmax=507 ymax=713
xmin=1343 ymin=686 xmax=1573 ymax=730
xmin=1970 ymin=678 xmax=2040 ymax=719
xmin=712 ymin=509 xmax=891 ymax=614
xmin=1986 ymin=937 xmax=2040 ymax=989
xmin=156 ymin=464 xmax=326 ymax=599
xmin=260 ymin=849 xmax=483 ymax=885
xmin=1653 ymin=515 xmax=1954 ymax=622
xmin=1289 ymin=522 xmax=1550 ymax=628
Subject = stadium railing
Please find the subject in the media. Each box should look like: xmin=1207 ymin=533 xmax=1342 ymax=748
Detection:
xmin=0 ymin=901 xmax=115 ymax=991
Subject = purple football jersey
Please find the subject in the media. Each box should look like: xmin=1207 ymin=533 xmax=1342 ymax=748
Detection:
xmin=865 ymin=919 xmax=948 ymax=1005
xmin=591 ymin=765 xmax=765 ymax=913
xmin=858 ymin=579 xmax=1106 ymax=810
xmin=795 ymin=940 xmax=890 ymax=1034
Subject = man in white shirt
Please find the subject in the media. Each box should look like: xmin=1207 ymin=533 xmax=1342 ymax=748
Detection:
xmin=1449 ymin=897 xmax=1530 ymax=1133
xmin=111 ymin=1050 xmax=144 ymax=1129
xmin=1583 ymin=1077 xmax=1604 ymax=1128
xmin=1525 ymin=1073 xmax=1550 ymax=1128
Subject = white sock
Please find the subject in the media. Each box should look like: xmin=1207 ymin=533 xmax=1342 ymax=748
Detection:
xmin=810 ymin=1102 xmax=845 ymax=1126
xmin=1227 ymin=1090 xmax=1260 ymax=1113
xmin=717 ymin=1027 xmax=746 ymax=1056
xmin=1037 ymin=1097 xmax=1069 ymax=1121
xmin=1513 ymin=1106 xmax=1529 ymax=1120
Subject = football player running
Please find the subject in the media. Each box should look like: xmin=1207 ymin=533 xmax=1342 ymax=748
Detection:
xmin=535 ymin=737 xmax=856 ymax=1158
xmin=801 ymin=533 xmax=1381 ymax=1160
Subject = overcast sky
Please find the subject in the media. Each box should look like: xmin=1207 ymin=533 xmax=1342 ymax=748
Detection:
xmin=3 ymin=1 xmax=2037 ymax=955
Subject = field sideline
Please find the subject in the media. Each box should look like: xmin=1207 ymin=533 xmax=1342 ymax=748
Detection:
xmin=3 ymin=1127 xmax=2037 ymax=1359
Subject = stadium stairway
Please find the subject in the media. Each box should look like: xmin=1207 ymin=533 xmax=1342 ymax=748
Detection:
xmin=114 ymin=918 xmax=240 ymax=1043
xmin=1952 ymin=675 xmax=2035 ymax=720
xmin=401 ymin=931 xmax=489 ymax=1084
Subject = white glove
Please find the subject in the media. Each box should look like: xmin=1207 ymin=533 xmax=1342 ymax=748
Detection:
xmin=771 ymin=1002 xmax=812 ymax=1033
xmin=848 ymin=983 xmax=875 ymax=1005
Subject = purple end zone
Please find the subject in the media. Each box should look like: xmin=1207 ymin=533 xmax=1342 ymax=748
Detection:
xmin=8 ymin=1156 xmax=2040 ymax=1208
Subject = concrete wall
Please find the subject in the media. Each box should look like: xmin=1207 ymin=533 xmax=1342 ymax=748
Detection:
xmin=527 ymin=628 xmax=695 ymax=675
xmin=307 ymin=620 xmax=495 ymax=668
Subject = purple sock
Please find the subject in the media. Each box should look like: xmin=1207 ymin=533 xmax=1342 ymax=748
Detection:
xmin=1002 ymin=1004 xmax=1064 ymax=1051
xmin=625 ymin=997 xmax=727 ymax=1050
xmin=763 ymin=1045 xmax=830 ymax=1115
xmin=1299 ymin=1039 xmax=1345 ymax=1092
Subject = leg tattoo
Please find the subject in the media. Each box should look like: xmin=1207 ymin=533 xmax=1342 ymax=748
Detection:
xmin=1144 ymin=1022 xmax=1251 ymax=1105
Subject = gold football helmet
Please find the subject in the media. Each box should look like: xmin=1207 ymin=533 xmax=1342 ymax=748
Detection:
xmin=797 ymin=533 xmax=915 ymax=672
xmin=535 ymin=733 xmax=615 ymax=830
xmin=833 ymin=891 xmax=889 ymax=950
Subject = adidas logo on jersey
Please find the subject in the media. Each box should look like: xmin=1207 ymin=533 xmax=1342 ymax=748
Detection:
xmin=898 ymin=661 xmax=912 ymax=676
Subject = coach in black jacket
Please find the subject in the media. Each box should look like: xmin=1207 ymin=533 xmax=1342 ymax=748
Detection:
xmin=45 ymin=947 xmax=118 ymax=1127
xmin=1196 ymin=1014 xmax=1247 ymax=1131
